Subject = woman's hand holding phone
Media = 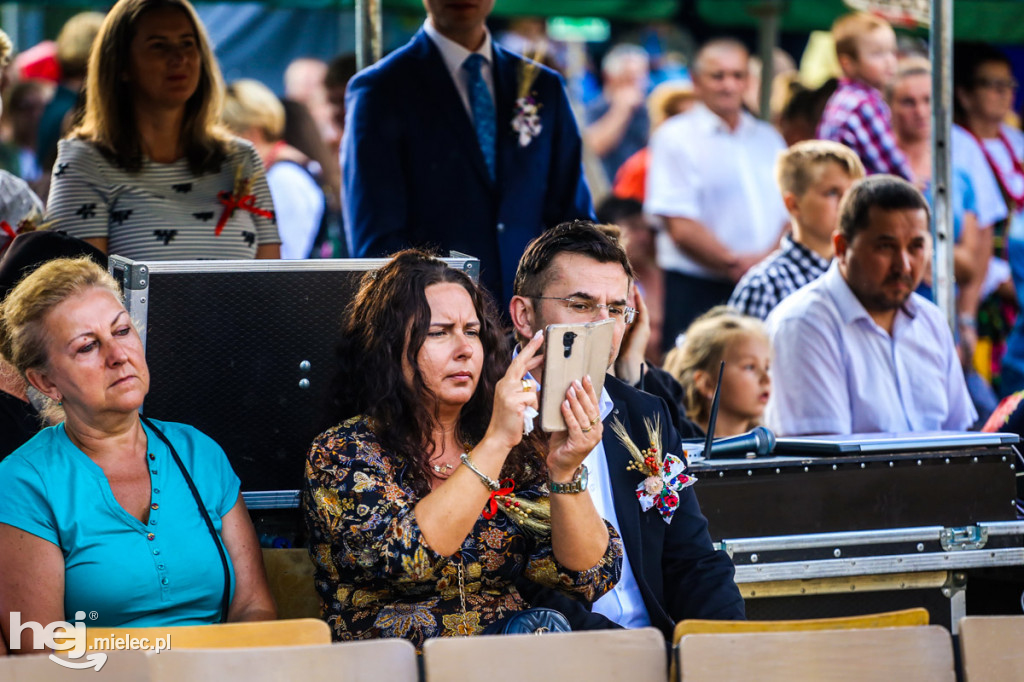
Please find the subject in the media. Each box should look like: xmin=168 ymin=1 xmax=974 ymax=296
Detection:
xmin=484 ymin=330 xmax=544 ymax=452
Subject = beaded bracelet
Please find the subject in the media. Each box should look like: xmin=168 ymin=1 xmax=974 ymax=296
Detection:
xmin=460 ymin=452 xmax=499 ymax=491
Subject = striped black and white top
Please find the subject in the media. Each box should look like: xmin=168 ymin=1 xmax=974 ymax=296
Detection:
xmin=46 ymin=137 xmax=280 ymax=260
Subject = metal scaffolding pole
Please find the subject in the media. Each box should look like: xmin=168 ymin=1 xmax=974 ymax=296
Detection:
xmin=931 ymin=0 xmax=955 ymax=330
xmin=752 ymin=1 xmax=781 ymax=122
xmin=355 ymin=0 xmax=382 ymax=71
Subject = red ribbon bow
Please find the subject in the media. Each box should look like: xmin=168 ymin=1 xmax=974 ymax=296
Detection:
xmin=215 ymin=191 xmax=274 ymax=236
xmin=481 ymin=478 xmax=516 ymax=520
xmin=0 ymin=220 xmax=18 ymax=257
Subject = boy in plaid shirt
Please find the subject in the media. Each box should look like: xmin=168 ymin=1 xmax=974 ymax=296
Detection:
xmin=730 ymin=141 xmax=865 ymax=319
xmin=817 ymin=12 xmax=913 ymax=181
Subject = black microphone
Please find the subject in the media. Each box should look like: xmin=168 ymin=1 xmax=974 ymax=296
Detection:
xmin=705 ymin=426 xmax=777 ymax=459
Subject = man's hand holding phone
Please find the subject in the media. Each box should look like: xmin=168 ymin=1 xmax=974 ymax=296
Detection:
xmin=546 ymin=374 xmax=603 ymax=481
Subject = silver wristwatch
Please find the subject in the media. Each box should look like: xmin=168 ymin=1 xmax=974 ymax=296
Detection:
xmin=548 ymin=465 xmax=589 ymax=494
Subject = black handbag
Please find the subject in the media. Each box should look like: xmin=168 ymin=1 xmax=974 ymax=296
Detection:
xmin=481 ymin=607 xmax=572 ymax=635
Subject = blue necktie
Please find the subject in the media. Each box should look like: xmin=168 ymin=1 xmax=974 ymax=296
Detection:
xmin=462 ymin=53 xmax=496 ymax=180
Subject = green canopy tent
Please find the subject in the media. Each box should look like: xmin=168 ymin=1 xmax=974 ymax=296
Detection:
xmin=697 ymin=0 xmax=1024 ymax=44
xmin=0 ymin=0 xmax=679 ymax=19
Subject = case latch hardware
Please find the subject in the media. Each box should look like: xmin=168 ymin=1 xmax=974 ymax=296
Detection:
xmin=940 ymin=525 xmax=988 ymax=551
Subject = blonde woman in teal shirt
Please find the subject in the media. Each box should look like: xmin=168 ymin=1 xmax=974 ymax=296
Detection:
xmin=0 ymin=257 xmax=275 ymax=652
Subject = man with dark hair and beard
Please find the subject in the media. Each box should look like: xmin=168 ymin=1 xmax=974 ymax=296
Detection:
xmin=765 ymin=175 xmax=976 ymax=436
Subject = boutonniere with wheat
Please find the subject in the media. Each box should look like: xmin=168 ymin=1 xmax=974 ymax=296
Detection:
xmin=511 ymin=53 xmax=544 ymax=147
xmin=610 ymin=416 xmax=696 ymax=523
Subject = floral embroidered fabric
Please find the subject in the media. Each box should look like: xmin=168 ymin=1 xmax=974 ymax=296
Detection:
xmin=303 ymin=416 xmax=623 ymax=649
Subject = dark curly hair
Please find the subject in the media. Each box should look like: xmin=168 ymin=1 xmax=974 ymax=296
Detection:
xmin=327 ymin=249 xmax=544 ymax=497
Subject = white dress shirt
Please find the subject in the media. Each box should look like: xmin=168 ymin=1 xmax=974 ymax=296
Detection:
xmin=583 ymin=387 xmax=652 ymax=629
xmin=518 ymin=358 xmax=651 ymax=629
xmin=644 ymin=102 xmax=788 ymax=280
xmin=765 ymin=261 xmax=977 ymax=436
xmin=423 ymin=18 xmax=495 ymax=122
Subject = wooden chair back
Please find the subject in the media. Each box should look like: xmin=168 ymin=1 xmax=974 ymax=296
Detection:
xmin=677 ymin=626 xmax=955 ymax=681
xmin=84 ymin=618 xmax=330 ymax=650
xmin=422 ymin=627 xmax=666 ymax=682
xmin=147 ymin=640 xmax=418 ymax=682
xmin=261 ymin=548 xmax=322 ymax=620
xmin=673 ymin=607 xmax=929 ymax=642
xmin=958 ymin=615 xmax=1024 ymax=682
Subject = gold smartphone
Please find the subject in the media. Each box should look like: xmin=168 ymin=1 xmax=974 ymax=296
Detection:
xmin=539 ymin=319 xmax=616 ymax=432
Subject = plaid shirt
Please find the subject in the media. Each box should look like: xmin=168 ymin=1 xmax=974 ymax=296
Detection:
xmin=728 ymin=235 xmax=831 ymax=320
xmin=817 ymin=79 xmax=914 ymax=180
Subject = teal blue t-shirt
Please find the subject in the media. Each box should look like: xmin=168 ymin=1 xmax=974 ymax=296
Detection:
xmin=0 ymin=419 xmax=239 ymax=626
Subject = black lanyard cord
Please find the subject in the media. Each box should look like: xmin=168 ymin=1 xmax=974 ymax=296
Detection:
xmin=140 ymin=415 xmax=232 ymax=623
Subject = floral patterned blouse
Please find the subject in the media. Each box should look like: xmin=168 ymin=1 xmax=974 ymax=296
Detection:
xmin=303 ymin=416 xmax=623 ymax=649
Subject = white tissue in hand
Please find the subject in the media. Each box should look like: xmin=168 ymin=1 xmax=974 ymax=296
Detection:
xmin=523 ymin=406 xmax=539 ymax=435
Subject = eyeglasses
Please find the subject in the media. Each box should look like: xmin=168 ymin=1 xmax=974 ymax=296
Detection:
xmin=531 ymin=296 xmax=637 ymax=324
xmin=975 ymin=77 xmax=1018 ymax=93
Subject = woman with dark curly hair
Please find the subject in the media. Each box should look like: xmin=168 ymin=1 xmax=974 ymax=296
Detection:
xmin=303 ymin=250 xmax=622 ymax=649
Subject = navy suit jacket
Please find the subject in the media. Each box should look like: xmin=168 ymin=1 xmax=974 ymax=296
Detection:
xmin=341 ymin=29 xmax=594 ymax=303
xmin=519 ymin=375 xmax=745 ymax=638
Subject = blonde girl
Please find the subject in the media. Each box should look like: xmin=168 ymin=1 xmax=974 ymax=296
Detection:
xmin=664 ymin=306 xmax=772 ymax=438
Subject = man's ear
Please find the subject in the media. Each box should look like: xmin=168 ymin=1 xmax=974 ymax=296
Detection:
xmin=509 ymin=295 xmax=537 ymax=341
xmin=953 ymin=85 xmax=971 ymax=117
xmin=24 ymin=367 xmax=60 ymax=403
xmin=833 ymin=231 xmax=849 ymax=262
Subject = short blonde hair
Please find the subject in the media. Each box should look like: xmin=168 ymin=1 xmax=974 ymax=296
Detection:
xmin=775 ymin=140 xmax=866 ymax=198
xmin=222 ymin=78 xmax=286 ymax=142
xmin=664 ymin=306 xmax=769 ymax=425
xmin=832 ymin=12 xmax=893 ymax=60
xmin=55 ymin=12 xmax=105 ymax=79
xmin=0 ymin=28 xmax=13 ymax=67
xmin=0 ymin=257 xmax=121 ymax=378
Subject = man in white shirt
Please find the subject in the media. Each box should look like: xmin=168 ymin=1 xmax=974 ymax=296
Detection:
xmin=510 ymin=221 xmax=744 ymax=637
xmin=766 ymin=176 xmax=976 ymax=436
xmin=341 ymin=0 xmax=593 ymax=305
xmin=645 ymin=38 xmax=788 ymax=350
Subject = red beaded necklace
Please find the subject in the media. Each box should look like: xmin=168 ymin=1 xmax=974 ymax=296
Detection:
xmin=966 ymin=125 xmax=1024 ymax=213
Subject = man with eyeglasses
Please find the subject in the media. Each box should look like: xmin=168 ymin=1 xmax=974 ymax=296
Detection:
xmin=508 ymin=220 xmax=745 ymax=639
